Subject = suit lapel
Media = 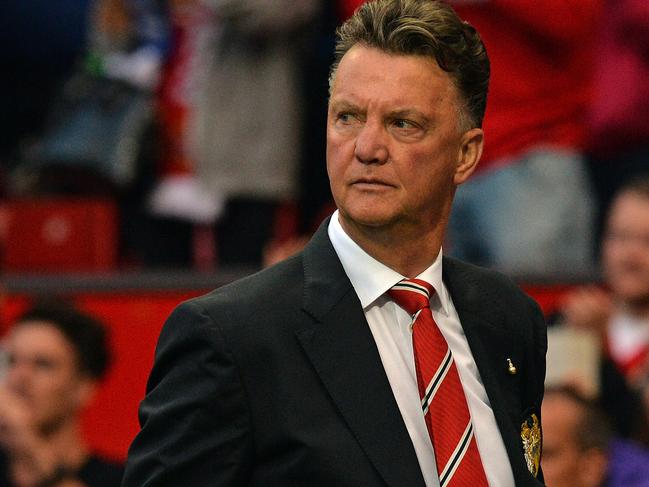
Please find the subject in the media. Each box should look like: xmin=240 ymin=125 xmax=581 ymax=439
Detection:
xmin=295 ymin=222 xmax=426 ymax=487
xmin=443 ymin=258 xmax=542 ymax=486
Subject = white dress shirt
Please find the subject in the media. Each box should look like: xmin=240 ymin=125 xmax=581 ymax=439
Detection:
xmin=328 ymin=211 xmax=514 ymax=487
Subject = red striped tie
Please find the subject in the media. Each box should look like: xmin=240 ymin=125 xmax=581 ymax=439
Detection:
xmin=389 ymin=278 xmax=488 ymax=487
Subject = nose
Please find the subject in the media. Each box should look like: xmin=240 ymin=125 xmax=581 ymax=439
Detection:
xmin=354 ymin=120 xmax=388 ymax=165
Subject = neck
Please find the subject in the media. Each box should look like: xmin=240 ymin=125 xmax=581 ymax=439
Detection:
xmin=339 ymin=216 xmax=445 ymax=277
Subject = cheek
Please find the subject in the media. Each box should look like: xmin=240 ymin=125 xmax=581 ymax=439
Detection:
xmin=33 ymin=371 xmax=75 ymax=402
xmin=326 ymin=140 xmax=351 ymax=187
xmin=602 ymin=241 xmax=627 ymax=269
xmin=37 ymin=379 xmax=81 ymax=418
xmin=404 ymin=152 xmax=454 ymax=194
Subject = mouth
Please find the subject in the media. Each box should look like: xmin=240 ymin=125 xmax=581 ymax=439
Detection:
xmin=351 ymin=178 xmax=394 ymax=189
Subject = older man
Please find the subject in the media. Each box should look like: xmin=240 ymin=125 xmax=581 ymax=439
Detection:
xmin=123 ymin=1 xmax=547 ymax=485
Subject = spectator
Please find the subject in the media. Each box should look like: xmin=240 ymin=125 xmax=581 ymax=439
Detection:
xmin=562 ymin=177 xmax=649 ymax=443
xmin=587 ymin=0 xmax=649 ymax=247
xmin=0 ymin=300 xmax=123 ymax=487
xmin=181 ymin=0 xmax=320 ymax=267
xmin=446 ymin=0 xmax=601 ymax=276
xmin=542 ymin=386 xmax=649 ymax=487
xmin=0 ymin=0 xmax=90 ymax=171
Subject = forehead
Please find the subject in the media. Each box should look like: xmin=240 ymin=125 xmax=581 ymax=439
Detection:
xmin=330 ymin=44 xmax=459 ymax=111
xmin=609 ymin=193 xmax=649 ymax=221
xmin=542 ymin=394 xmax=581 ymax=433
xmin=8 ymin=321 xmax=75 ymax=360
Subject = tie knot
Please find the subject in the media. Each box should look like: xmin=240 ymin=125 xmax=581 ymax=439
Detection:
xmin=388 ymin=279 xmax=434 ymax=315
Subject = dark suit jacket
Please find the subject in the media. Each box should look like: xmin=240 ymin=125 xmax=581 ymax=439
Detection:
xmin=122 ymin=221 xmax=547 ymax=486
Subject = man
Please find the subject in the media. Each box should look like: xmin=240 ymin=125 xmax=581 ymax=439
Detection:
xmin=0 ymin=301 xmax=123 ymax=487
xmin=123 ymin=1 xmax=547 ymax=485
xmin=542 ymin=386 xmax=649 ymax=487
xmin=445 ymin=0 xmax=599 ymax=277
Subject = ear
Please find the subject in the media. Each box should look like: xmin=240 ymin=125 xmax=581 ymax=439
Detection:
xmin=454 ymin=128 xmax=484 ymax=185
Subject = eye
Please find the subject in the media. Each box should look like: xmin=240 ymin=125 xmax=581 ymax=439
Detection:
xmin=34 ymin=357 xmax=56 ymax=371
xmin=392 ymin=118 xmax=421 ymax=130
xmin=393 ymin=119 xmax=416 ymax=129
xmin=337 ymin=112 xmax=358 ymax=124
xmin=389 ymin=118 xmax=425 ymax=140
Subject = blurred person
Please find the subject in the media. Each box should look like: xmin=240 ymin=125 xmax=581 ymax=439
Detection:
xmin=331 ymin=0 xmax=601 ymax=277
xmin=542 ymin=386 xmax=610 ymax=487
xmin=0 ymin=301 xmax=123 ymax=487
xmin=542 ymin=386 xmax=649 ymax=487
xmin=445 ymin=0 xmax=601 ymax=276
xmin=563 ymin=177 xmax=649 ymax=386
xmin=0 ymin=0 xmax=90 ymax=170
xmin=123 ymin=1 xmax=547 ymax=485
xmin=180 ymin=0 xmax=319 ymax=267
xmin=562 ymin=177 xmax=649 ymax=442
xmin=137 ymin=0 xmax=321 ymax=268
xmin=10 ymin=0 xmax=170 ymax=194
xmin=587 ymin=0 xmax=649 ymax=248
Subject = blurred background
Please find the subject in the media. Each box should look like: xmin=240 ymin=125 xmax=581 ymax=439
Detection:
xmin=0 ymin=1 xmax=648 ymax=485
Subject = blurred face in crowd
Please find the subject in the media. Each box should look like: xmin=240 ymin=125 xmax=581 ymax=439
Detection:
xmin=326 ymin=45 xmax=483 ymax=241
xmin=5 ymin=321 xmax=95 ymax=433
xmin=541 ymin=393 xmax=608 ymax=487
xmin=602 ymin=191 xmax=649 ymax=309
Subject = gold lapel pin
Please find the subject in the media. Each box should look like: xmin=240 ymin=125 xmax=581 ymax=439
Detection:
xmin=507 ymin=358 xmax=517 ymax=375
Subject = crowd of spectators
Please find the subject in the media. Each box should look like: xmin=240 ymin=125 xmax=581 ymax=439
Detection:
xmin=0 ymin=0 xmax=647 ymax=275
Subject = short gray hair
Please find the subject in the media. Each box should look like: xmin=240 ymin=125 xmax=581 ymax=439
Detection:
xmin=329 ymin=0 xmax=490 ymax=129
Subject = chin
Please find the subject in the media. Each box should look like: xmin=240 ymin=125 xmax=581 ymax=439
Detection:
xmin=340 ymin=207 xmax=397 ymax=229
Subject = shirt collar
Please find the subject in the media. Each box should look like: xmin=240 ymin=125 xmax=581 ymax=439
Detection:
xmin=328 ymin=210 xmax=451 ymax=315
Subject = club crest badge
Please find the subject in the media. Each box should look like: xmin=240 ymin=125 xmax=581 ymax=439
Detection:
xmin=521 ymin=413 xmax=541 ymax=477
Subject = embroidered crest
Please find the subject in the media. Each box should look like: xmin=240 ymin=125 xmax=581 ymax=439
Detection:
xmin=521 ymin=413 xmax=541 ymax=477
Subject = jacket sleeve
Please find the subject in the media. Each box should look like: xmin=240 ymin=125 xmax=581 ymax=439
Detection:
xmin=122 ymin=300 xmax=253 ymax=486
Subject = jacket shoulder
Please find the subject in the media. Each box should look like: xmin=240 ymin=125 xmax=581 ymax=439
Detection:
xmin=443 ymin=255 xmax=540 ymax=311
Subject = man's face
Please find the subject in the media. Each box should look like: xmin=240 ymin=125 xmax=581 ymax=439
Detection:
xmin=4 ymin=321 xmax=92 ymax=433
xmin=602 ymin=192 xmax=649 ymax=306
xmin=541 ymin=394 xmax=607 ymax=487
xmin=326 ymin=45 xmax=482 ymax=239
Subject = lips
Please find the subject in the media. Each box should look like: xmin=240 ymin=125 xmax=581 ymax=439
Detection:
xmin=351 ymin=178 xmax=394 ymax=188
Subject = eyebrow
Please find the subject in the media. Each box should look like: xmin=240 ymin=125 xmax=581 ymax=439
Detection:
xmin=388 ymin=109 xmax=431 ymax=124
xmin=330 ymin=102 xmax=431 ymax=122
xmin=329 ymin=100 xmax=362 ymax=114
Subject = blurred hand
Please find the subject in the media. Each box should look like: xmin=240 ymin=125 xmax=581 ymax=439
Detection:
xmin=560 ymin=286 xmax=613 ymax=337
xmin=0 ymin=384 xmax=34 ymax=453
xmin=0 ymin=385 xmax=59 ymax=487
